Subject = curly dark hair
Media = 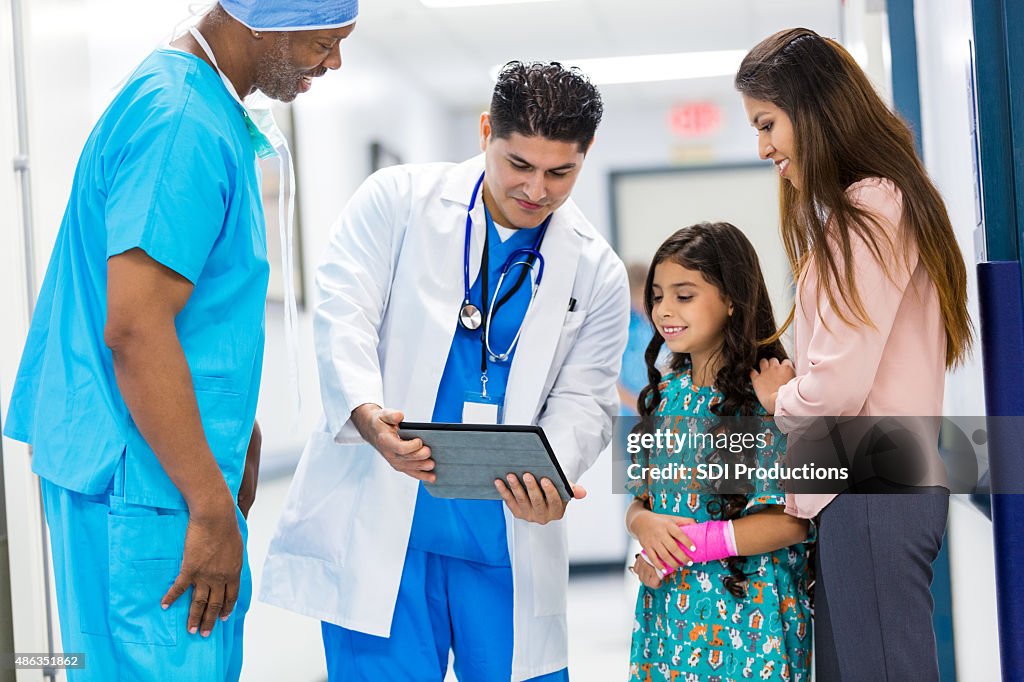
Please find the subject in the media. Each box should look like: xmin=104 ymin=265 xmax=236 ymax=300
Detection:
xmin=636 ymin=222 xmax=788 ymax=599
xmin=489 ymin=61 xmax=603 ymax=151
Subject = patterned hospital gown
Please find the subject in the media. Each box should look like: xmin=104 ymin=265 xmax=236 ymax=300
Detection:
xmin=627 ymin=368 xmax=813 ymax=682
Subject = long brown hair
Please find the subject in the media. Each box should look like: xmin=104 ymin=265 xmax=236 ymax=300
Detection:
xmin=735 ymin=28 xmax=972 ymax=367
xmin=636 ymin=222 xmax=788 ymax=598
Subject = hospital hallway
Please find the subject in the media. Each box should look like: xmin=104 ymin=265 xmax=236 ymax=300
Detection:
xmin=3 ymin=0 xmax=1024 ymax=680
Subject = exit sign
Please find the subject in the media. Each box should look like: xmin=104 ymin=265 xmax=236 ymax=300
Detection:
xmin=668 ymin=101 xmax=722 ymax=138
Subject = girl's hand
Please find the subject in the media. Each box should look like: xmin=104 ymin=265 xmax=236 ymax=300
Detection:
xmin=630 ymin=553 xmax=664 ymax=589
xmin=630 ymin=509 xmax=696 ymax=572
xmin=750 ymin=358 xmax=795 ymax=414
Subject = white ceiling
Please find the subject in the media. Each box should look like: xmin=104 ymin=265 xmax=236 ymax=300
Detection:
xmin=352 ymin=0 xmax=842 ymax=110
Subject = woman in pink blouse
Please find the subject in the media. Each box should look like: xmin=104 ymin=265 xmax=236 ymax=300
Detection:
xmin=735 ymin=28 xmax=972 ymax=680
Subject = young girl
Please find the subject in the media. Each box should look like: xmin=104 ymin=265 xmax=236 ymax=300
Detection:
xmin=625 ymin=222 xmax=813 ymax=682
xmin=735 ymin=28 xmax=972 ymax=680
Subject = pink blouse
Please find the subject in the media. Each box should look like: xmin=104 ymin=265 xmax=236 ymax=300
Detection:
xmin=774 ymin=177 xmax=948 ymax=518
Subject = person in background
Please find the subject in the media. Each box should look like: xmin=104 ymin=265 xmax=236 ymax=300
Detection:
xmin=625 ymin=222 xmax=813 ymax=682
xmin=736 ymin=27 xmax=972 ymax=680
xmin=2 ymin=2 xmax=357 ymax=680
xmin=619 ymin=263 xmax=653 ymax=416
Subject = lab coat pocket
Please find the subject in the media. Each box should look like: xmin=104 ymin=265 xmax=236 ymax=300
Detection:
xmin=107 ymin=512 xmax=185 ymax=646
xmin=274 ymin=431 xmax=369 ymax=567
xmin=528 ymin=520 xmax=568 ymax=617
xmin=551 ymin=310 xmax=586 ymax=369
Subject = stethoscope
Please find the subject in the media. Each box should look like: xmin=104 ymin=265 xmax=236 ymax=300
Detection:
xmin=458 ymin=172 xmax=550 ymax=365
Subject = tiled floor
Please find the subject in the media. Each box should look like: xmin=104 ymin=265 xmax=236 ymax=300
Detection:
xmin=241 ymin=475 xmax=636 ymax=681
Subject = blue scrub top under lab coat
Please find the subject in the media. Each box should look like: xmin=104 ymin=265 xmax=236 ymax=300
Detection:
xmin=4 ymin=49 xmax=268 ymax=510
xmin=407 ymin=209 xmax=539 ymax=566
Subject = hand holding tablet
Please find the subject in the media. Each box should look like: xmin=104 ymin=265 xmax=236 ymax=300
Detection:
xmin=494 ymin=472 xmax=586 ymax=525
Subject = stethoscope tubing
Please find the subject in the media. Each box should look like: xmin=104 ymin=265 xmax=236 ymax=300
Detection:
xmin=462 ymin=172 xmax=487 ymax=308
xmin=485 ymin=263 xmax=541 ymax=362
xmin=459 ymin=173 xmax=549 ymax=355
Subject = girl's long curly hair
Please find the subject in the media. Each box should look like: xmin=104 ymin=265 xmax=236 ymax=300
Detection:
xmin=636 ymin=222 xmax=789 ymax=598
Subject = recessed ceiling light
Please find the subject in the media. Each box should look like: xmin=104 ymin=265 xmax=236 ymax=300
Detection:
xmin=490 ymin=50 xmax=748 ymax=85
xmin=422 ymin=0 xmax=558 ymax=7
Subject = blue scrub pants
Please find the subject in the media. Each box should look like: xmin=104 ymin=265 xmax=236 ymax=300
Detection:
xmin=321 ymin=548 xmax=569 ymax=681
xmin=40 ymin=475 xmax=251 ymax=682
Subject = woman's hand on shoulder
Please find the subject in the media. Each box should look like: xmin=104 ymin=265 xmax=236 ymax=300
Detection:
xmin=750 ymin=358 xmax=795 ymax=414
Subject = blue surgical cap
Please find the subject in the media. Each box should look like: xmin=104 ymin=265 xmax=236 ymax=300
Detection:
xmin=220 ymin=0 xmax=358 ymax=31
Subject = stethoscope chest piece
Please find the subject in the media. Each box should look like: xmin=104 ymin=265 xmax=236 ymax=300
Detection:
xmin=459 ymin=302 xmax=483 ymax=330
xmin=456 ymin=171 xmax=550 ymax=354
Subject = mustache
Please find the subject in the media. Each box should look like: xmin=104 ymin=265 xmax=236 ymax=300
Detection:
xmin=305 ymin=67 xmax=328 ymax=78
xmin=510 ymin=196 xmax=549 ymax=207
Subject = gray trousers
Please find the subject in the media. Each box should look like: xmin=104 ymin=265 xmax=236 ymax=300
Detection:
xmin=814 ymin=491 xmax=949 ymax=681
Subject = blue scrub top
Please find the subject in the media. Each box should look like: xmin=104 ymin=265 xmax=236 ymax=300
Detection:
xmin=619 ymin=307 xmax=651 ymax=416
xmin=4 ymin=49 xmax=268 ymax=510
xmin=407 ymin=208 xmax=539 ymax=566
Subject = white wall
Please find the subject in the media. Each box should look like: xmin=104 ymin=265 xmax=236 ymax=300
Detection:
xmin=915 ymin=0 xmax=999 ymax=678
xmin=842 ymin=0 xmax=894 ymax=104
xmin=612 ymin=167 xmax=788 ymax=315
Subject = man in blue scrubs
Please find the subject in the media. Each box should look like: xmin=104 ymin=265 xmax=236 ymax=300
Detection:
xmin=261 ymin=62 xmax=630 ymax=680
xmin=3 ymin=2 xmax=356 ymax=680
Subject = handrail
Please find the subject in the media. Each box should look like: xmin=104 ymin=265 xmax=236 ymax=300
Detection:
xmin=8 ymin=0 xmax=56 ymax=679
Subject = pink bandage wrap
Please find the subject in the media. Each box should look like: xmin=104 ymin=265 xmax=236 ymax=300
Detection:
xmin=638 ymin=520 xmax=738 ymax=578
xmin=679 ymin=519 xmax=737 ymax=563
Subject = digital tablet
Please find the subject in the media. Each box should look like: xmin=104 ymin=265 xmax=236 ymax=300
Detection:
xmin=397 ymin=422 xmax=574 ymax=502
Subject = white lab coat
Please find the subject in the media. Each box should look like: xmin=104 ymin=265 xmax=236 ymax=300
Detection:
xmin=260 ymin=155 xmax=630 ymax=680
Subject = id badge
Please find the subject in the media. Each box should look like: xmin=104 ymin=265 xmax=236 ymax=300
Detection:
xmin=463 ymin=391 xmax=503 ymax=425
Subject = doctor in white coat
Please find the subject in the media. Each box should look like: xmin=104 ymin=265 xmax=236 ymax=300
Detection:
xmin=261 ymin=61 xmax=629 ymax=681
